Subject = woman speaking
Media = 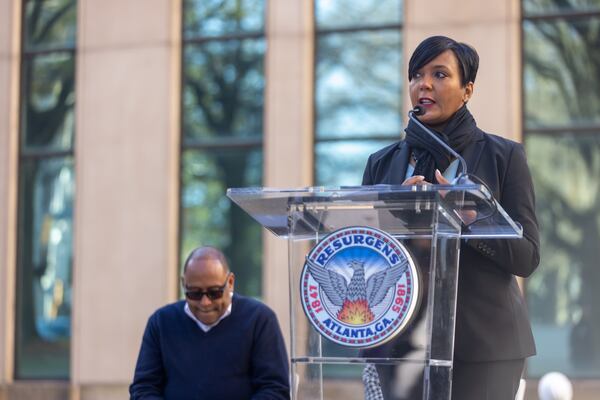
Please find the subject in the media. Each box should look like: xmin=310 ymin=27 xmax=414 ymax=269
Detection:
xmin=362 ymin=36 xmax=540 ymax=399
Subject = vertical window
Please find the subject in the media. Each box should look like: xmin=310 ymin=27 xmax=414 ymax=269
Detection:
xmin=312 ymin=0 xmax=403 ymax=378
xmin=314 ymin=0 xmax=404 ymax=186
xmin=15 ymin=0 xmax=77 ymax=379
xmin=523 ymin=0 xmax=600 ymax=378
xmin=180 ymin=0 xmax=265 ymax=297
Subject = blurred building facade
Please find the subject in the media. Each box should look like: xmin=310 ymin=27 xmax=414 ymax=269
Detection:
xmin=0 ymin=0 xmax=599 ymax=399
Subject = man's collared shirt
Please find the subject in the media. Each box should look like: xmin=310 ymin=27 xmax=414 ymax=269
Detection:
xmin=184 ymin=300 xmax=232 ymax=332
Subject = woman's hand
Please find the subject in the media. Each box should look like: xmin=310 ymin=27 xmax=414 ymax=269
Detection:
xmin=401 ymin=170 xmax=450 ymax=185
xmin=435 ymin=169 xmax=477 ymax=224
xmin=435 ymin=169 xmax=450 ymax=184
xmin=402 ymin=175 xmax=428 ymax=185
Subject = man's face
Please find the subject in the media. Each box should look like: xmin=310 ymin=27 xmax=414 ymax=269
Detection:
xmin=181 ymin=258 xmax=234 ymax=325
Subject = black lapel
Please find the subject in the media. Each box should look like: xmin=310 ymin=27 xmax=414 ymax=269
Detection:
xmin=388 ymin=141 xmax=411 ymax=184
xmin=461 ymin=129 xmax=486 ymax=174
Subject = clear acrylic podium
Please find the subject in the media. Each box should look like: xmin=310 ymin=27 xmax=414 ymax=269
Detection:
xmin=228 ymin=184 xmax=522 ymax=400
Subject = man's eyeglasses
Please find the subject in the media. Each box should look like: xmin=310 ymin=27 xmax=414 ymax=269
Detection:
xmin=183 ymin=272 xmax=231 ymax=301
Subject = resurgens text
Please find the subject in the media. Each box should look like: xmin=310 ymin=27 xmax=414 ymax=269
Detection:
xmin=315 ymin=233 xmax=401 ymax=266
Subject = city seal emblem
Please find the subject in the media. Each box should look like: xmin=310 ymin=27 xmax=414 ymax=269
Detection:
xmin=300 ymin=226 xmax=420 ymax=348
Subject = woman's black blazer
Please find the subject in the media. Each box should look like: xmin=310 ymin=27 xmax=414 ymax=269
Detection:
xmin=362 ymin=127 xmax=540 ymax=362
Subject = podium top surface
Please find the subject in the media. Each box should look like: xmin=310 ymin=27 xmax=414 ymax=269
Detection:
xmin=227 ymin=185 xmax=523 ymax=240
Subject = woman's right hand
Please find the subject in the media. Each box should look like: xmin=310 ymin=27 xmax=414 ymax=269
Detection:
xmin=402 ymin=175 xmax=427 ymax=185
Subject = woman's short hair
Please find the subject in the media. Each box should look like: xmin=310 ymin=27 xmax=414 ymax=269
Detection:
xmin=408 ymin=36 xmax=479 ymax=86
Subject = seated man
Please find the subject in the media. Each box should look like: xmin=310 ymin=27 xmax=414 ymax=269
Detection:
xmin=130 ymin=246 xmax=290 ymax=400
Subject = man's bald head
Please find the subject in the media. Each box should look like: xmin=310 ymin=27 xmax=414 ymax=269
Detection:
xmin=183 ymin=246 xmax=230 ymax=274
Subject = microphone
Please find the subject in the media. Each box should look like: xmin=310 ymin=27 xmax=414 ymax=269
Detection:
xmin=408 ymin=106 xmax=468 ymax=181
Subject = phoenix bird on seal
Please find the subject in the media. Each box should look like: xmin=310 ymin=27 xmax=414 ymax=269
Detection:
xmin=306 ymin=258 xmax=409 ymax=325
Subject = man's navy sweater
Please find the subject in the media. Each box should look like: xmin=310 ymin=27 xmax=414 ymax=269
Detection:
xmin=129 ymin=295 xmax=289 ymax=400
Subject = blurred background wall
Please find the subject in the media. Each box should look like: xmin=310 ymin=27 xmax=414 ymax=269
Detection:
xmin=1 ymin=0 xmax=599 ymax=399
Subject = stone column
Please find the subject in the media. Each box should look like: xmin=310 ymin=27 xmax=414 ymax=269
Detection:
xmin=262 ymin=0 xmax=315 ymax=347
xmin=0 ymin=0 xmax=21 ymax=392
xmin=72 ymin=0 xmax=181 ymax=397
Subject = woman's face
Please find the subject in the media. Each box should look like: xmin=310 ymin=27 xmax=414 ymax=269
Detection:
xmin=409 ymin=50 xmax=473 ymax=130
